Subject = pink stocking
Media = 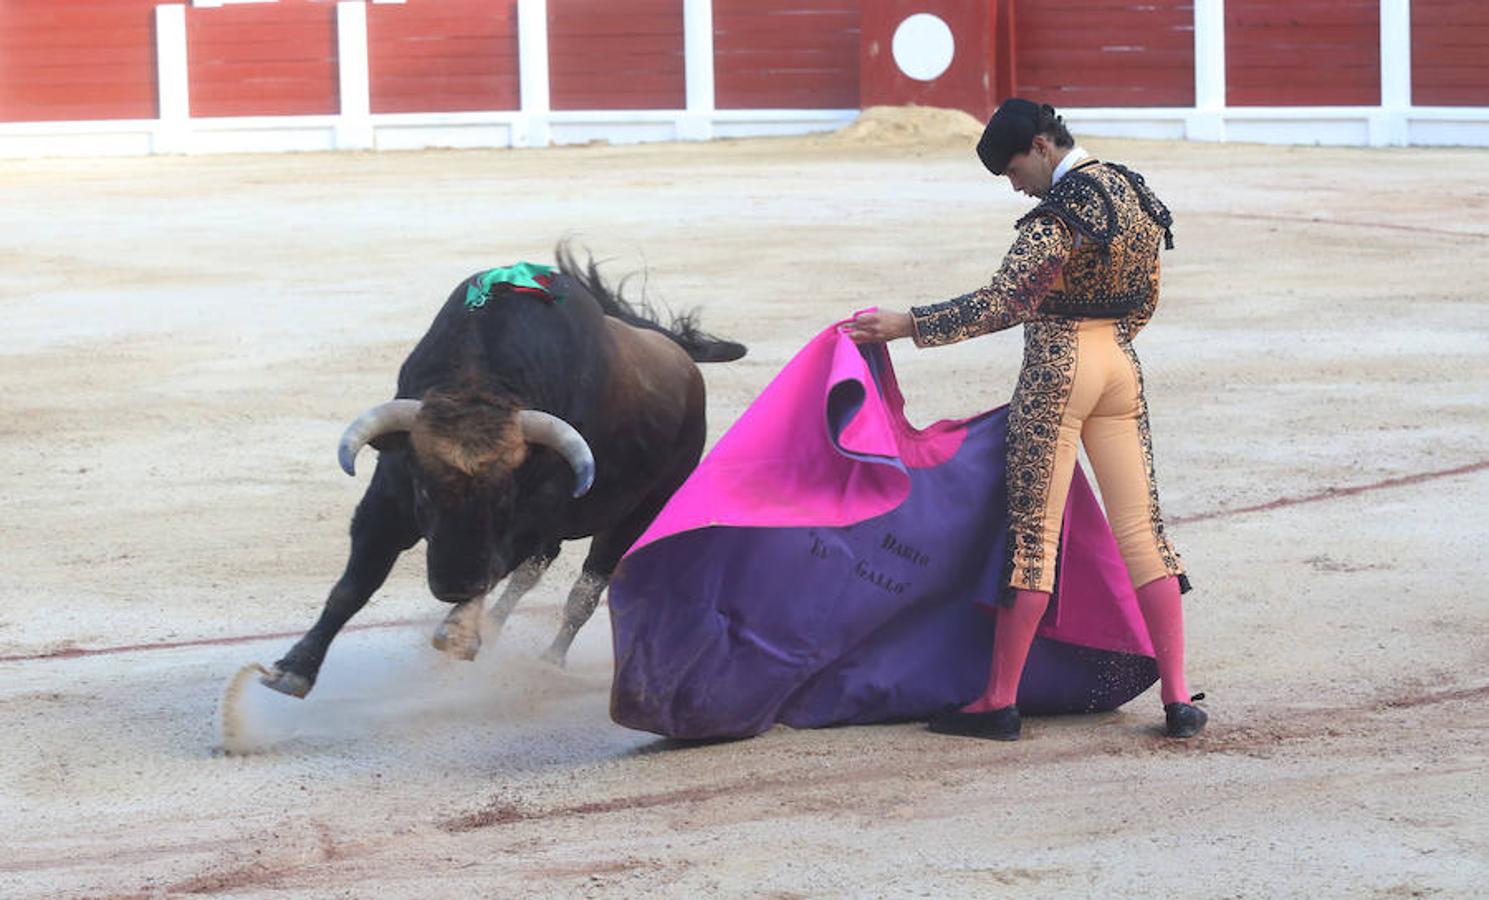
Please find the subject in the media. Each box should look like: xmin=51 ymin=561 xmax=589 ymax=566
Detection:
xmin=962 ymin=589 xmax=1050 ymax=713
xmin=1135 ymin=575 xmax=1190 ymax=705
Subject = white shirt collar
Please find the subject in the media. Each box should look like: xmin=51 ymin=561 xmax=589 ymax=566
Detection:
xmin=1052 ymin=146 xmax=1091 ymax=185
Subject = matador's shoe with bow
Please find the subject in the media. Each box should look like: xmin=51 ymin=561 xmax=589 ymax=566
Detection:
xmin=927 ymin=704 xmax=1022 ymax=741
xmin=1163 ymin=693 xmax=1208 ymax=738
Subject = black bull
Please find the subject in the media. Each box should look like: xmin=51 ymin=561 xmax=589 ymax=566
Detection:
xmin=261 ymin=252 xmax=745 ymax=698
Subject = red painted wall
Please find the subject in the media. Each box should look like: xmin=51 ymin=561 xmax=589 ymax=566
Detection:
xmin=1014 ymin=0 xmax=1196 ymax=108
xmin=714 ymin=0 xmax=860 ymax=110
xmin=1412 ymin=0 xmax=1489 ymax=106
xmin=1226 ymin=0 xmax=1380 ymax=106
xmin=548 ymin=0 xmax=684 ymax=111
xmin=367 ymin=0 xmax=520 ymax=114
xmin=186 ymin=0 xmax=339 ymax=118
xmin=0 ymin=0 xmax=159 ymax=123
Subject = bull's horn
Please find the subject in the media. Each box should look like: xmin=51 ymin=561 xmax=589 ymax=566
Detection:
xmin=337 ymin=399 xmax=422 ymax=476
xmin=518 ymin=410 xmax=595 ymax=497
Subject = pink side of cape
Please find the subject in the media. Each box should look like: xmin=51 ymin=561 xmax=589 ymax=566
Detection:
xmin=629 ymin=322 xmax=967 ymax=553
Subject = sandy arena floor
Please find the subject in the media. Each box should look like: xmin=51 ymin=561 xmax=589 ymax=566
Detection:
xmin=2 ymin=109 xmax=1487 ymax=897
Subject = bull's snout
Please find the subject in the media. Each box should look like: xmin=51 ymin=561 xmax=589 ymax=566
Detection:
xmin=429 ymin=573 xmax=491 ymax=603
xmin=426 ymin=535 xmax=490 ymax=597
xmin=431 ymin=586 xmax=483 ymax=604
xmin=426 ymin=535 xmax=512 ymax=603
xmin=427 ymin=563 xmax=492 ymax=603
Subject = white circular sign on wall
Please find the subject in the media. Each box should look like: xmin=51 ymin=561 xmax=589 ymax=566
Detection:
xmin=891 ymin=13 xmax=955 ymax=82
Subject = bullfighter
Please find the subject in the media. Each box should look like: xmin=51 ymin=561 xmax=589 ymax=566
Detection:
xmin=846 ymin=98 xmax=1206 ymax=742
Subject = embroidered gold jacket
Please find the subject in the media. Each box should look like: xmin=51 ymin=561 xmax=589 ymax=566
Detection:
xmin=910 ymin=159 xmax=1174 ymax=347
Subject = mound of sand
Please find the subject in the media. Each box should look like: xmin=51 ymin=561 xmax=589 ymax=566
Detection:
xmin=825 ymin=104 xmax=985 ymax=146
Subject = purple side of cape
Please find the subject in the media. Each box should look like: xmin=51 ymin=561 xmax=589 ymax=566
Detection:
xmin=608 ymin=325 xmax=1157 ymax=739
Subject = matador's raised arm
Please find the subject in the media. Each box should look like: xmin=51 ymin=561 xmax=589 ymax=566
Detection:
xmin=909 ymin=213 xmax=1073 ymax=347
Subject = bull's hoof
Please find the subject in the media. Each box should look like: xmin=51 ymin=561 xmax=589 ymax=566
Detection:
xmin=259 ymin=667 xmax=312 ymax=699
xmin=431 ymin=624 xmax=481 ymax=661
xmin=538 ymin=645 xmax=569 ymax=669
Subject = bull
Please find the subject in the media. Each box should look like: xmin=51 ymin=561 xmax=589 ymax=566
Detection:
xmin=260 ymin=248 xmax=745 ymax=698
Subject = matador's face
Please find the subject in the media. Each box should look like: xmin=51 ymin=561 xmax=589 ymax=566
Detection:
xmin=1002 ymin=135 xmax=1059 ymax=199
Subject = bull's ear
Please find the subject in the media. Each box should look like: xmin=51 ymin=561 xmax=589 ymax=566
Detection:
xmin=369 ymin=432 xmax=410 ymax=453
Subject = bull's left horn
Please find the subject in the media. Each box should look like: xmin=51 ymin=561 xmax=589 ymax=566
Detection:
xmin=519 ymin=411 xmax=595 ymax=497
xmin=337 ymin=399 xmax=423 ymax=476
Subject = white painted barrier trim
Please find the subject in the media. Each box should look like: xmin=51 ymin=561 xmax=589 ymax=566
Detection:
xmin=154 ymin=5 xmax=190 ymax=153
xmin=1380 ymin=0 xmax=1412 ymax=109
xmin=336 ymin=1 xmax=373 ymax=150
xmin=1059 ymin=103 xmax=1489 ymax=147
xmin=371 ymin=112 xmax=525 ymax=126
xmin=1069 ymin=106 xmax=1381 ymax=119
xmin=189 ymin=115 xmax=343 ymax=130
xmin=155 ymin=6 xmax=189 ymax=121
xmin=1193 ymin=0 xmax=1226 ymax=111
xmin=1374 ymin=0 xmax=1413 ymax=146
xmin=517 ymin=0 xmax=551 ymax=147
xmin=681 ymin=0 xmax=716 ymax=141
xmin=709 ymin=109 xmax=861 ymax=121
xmin=6 ymin=105 xmax=1489 ymax=160
xmin=1190 ymin=0 xmax=1227 ymax=141
xmin=1408 ymin=107 xmax=1489 ymax=120
xmin=1083 ymin=105 xmax=1489 ymax=124
xmin=0 ymin=110 xmax=866 ymax=158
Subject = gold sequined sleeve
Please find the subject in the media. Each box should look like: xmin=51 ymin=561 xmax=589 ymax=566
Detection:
xmin=909 ymin=214 xmax=1074 ymax=347
xmin=1119 ymin=254 xmax=1161 ymax=339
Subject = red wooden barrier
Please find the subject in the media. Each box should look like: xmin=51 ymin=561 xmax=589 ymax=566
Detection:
xmin=367 ymin=0 xmax=520 ymax=113
xmin=3 ymin=0 xmax=1487 ymax=139
xmin=714 ymin=0 xmax=860 ymax=110
xmin=0 ymin=0 xmax=159 ymax=123
xmin=548 ymin=0 xmax=685 ymax=111
xmin=186 ymin=0 xmax=339 ymax=118
xmin=1411 ymin=0 xmax=1489 ymax=106
xmin=1226 ymin=0 xmax=1380 ymax=106
xmin=1014 ymin=0 xmax=1195 ymax=108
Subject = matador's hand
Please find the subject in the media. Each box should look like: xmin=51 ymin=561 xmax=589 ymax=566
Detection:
xmin=843 ymin=310 xmax=914 ymax=344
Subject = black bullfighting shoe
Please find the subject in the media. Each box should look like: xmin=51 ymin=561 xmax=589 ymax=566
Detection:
xmin=927 ymin=704 xmax=1022 ymax=741
xmin=1163 ymin=693 xmax=1208 ymax=738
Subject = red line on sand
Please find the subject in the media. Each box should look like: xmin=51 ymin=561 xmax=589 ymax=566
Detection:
xmin=4 ymin=460 xmax=1486 ymax=666
xmin=0 ymin=617 xmax=421 ymax=664
xmin=1215 ymin=212 xmax=1489 ymax=241
xmin=1170 ymin=459 xmax=1489 ymax=526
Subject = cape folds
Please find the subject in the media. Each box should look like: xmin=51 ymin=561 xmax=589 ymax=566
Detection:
xmin=607 ymin=321 xmax=1160 ymax=739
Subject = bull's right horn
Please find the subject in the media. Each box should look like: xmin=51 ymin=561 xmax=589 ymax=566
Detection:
xmin=337 ymin=399 xmax=422 ymax=476
xmin=518 ymin=410 xmax=595 ymax=497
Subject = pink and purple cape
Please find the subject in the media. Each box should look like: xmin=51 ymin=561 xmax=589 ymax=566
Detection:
xmin=607 ymin=321 xmax=1158 ymax=739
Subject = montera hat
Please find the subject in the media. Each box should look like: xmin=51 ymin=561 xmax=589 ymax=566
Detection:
xmin=976 ymin=98 xmax=1051 ymax=175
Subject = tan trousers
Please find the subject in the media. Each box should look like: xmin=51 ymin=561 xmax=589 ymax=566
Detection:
xmin=1005 ymin=318 xmax=1184 ymax=594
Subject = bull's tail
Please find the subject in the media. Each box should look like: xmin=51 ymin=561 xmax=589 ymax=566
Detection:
xmin=658 ymin=314 xmax=748 ymax=363
xmin=556 ymin=243 xmax=747 ymax=364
